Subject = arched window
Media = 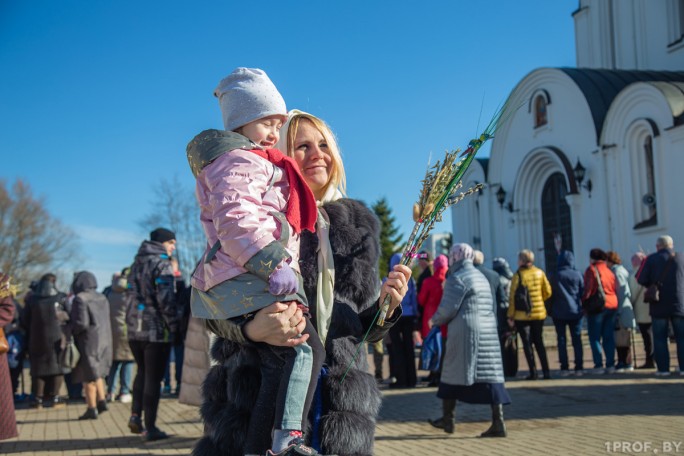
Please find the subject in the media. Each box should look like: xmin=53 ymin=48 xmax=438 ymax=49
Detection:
xmin=632 ymin=128 xmax=658 ymax=229
xmin=534 ymin=95 xmax=548 ymax=127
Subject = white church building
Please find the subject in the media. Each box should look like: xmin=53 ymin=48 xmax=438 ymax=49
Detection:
xmin=453 ymin=0 xmax=684 ymax=272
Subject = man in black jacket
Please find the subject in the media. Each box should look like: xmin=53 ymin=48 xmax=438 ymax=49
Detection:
xmin=637 ymin=235 xmax=684 ymax=377
xmin=126 ymin=228 xmax=180 ymax=440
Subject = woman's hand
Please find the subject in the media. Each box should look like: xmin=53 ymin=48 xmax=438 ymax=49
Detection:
xmin=381 ymin=264 xmax=412 ymax=319
xmin=242 ymin=301 xmax=308 ymax=347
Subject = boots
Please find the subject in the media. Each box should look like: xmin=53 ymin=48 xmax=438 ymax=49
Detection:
xmin=428 ymin=399 xmax=456 ymax=434
xmin=78 ymin=408 xmax=98 ymax=420
xmin=480 ymin=404 xmax=507 ymax=438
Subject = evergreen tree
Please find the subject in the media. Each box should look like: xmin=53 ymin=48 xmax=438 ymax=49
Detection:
xmin=372 ymin=197 xmax=403 ymax=279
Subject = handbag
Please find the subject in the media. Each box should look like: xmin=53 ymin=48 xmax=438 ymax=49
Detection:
xmin=59 ymin=337 xmax=80 ymax=370
xmin=643 ymin=255 xmax=674 ymax=304
xmin=0 ymin=327 xmax=9 ymax=354
xmin=583 ymin=265 xmax=606 ymax=315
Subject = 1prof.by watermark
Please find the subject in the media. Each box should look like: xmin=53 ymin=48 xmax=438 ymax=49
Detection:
xmin=605 ymin=441 xmax=683 ymax=453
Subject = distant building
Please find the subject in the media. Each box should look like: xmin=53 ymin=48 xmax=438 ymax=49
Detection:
xmin=452 ymin=0 xmax=684 ymax=272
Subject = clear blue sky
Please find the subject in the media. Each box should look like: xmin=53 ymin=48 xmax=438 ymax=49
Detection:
xmin=1 ymin=0 xmax=578 ymax=289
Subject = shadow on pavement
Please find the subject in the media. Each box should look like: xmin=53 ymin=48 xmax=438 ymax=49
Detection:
xmin=0 ymin=436 xmax=197 ymax=454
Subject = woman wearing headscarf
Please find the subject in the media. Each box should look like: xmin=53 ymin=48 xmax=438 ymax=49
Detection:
xmin=192 ymin=110 xmax=411 ymax=456
xmin=507 ymin=249 xmax=553 ymax=380
xmin=428 ymin=243 xmax=510 ymax=438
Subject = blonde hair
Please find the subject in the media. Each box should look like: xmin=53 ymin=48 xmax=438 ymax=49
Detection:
xmin=518 ymin=249 xmax=535 ymax=265
xmin=284 ymin=111 xmax=347 ymax=201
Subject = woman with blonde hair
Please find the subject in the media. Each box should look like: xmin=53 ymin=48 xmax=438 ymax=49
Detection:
xmin=192 ymin=109 xmax=411 ymax=456
xmin=507 ymin=249 xmax=552 ymax=380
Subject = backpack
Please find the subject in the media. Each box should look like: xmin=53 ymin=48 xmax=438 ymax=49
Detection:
xmin=514 ymin=270 xmax=532 ymax=314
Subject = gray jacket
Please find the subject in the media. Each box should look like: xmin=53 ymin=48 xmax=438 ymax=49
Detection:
xmin=106 ymin=278 xmax=134 ymax=361
xmin=70 ymin=271 xmax=113 ymax=383
xmin=432 ymin=259 xmax=504 ymax=385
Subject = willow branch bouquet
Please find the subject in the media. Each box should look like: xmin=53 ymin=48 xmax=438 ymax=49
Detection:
xmin=375 ymin=107 xmax=507 ymax=325
xmin=341 ymin=103 xmax=511 ymax=381
xmin=0 ymin=273 xmax=19 ymax=300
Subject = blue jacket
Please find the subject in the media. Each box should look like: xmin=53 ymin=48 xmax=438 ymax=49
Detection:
xmin=550 ymin=250 xmax=584 ymax=320
xmin=388 ymin=253 xmax=418 ymax=317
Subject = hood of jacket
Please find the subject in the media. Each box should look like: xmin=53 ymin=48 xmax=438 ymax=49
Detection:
xmin=186 ymin=129 xmax=256 ymax=178
xmin=72 ymin=271 xmax=98 ymax=294
xmin=34 ymin=278 xmax=59 ymax=297
xmin=492 ymin=257 xmax=514 ymax=279
xmin=136 ymin=239 xmax=169 ymax=259
xmin=557 ymin=250 xmax=576 ymax=271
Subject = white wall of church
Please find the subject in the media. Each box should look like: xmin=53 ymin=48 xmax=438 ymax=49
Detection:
xmin=574 ymin=0 xmax=684 ymax=71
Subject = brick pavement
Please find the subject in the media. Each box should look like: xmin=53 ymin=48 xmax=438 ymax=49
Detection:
xmin=2 ymin=335 xmax=683 ymax=456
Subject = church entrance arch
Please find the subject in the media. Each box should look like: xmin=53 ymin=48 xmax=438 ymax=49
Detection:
xmin=541 ymin=172 xmax=573 ymax=273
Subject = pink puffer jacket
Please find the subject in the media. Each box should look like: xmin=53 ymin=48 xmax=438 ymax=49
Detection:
xmin=191 ymin=149 xmax=300 ymax=292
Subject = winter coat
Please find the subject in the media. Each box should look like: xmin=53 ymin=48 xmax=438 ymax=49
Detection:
xmin=418 ymin=262 xmax=448 ymax=338
xmin=475 ymin=264 xmax=507 ymax=321
xmin=508 ymin=265 xmax=552 ymax=321
xmin=637 ymin=248 xmax=684 ymax=318
xmin=416 ymin=267 xmax=432 ymax=294
xmin=0 ymin=294 xmax=18 ymax=440
xmin=106 ymin=277 xmax=133 ymax=361
xmin=126 ymin=240 xmax=179 ymax=343
xmin=70 ymin=272 xmax=112 ymax=383
xmin=549 ymin=250 xmax=584 ymax=321
xmin=629 ymin=273 xmax=650 ymax=324
xmin=194 ymin=198 xmax=398 ymax=456
xmin=582 ymin=261 xmax=618 ymax=311
xmin=190 ymin=141 xmax=301 ymax=292
xmin=21 ymin=279 xmax=69 ymax=377
xmin=611 ymin=264 xmax=636 ymax=329
xmin=431 ymin=259 xmax=504 ymax=385
xmin=178 ymin=317 xmax=213 ymax=407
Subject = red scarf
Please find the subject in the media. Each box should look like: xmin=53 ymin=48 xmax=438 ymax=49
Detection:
xmin=249 ymin=148 xmax=317 ymax=234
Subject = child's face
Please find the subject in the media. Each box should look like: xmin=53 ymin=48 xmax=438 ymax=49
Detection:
xmin=239 ymin=115 xmax=286 ymax=148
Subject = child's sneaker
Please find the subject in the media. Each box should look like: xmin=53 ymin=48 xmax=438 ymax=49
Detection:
xmin=266 ymin=440 xmax=318 ymax=456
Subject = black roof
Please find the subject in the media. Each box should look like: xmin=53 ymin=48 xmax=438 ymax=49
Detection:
xmin=559 ymin=68 xmax=684 ymax=142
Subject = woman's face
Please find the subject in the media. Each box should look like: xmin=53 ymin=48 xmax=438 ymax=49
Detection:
xmin=292 ymin=119 xmax=332 ymax=200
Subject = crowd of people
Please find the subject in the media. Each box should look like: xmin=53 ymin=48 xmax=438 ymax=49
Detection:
xmin=1 ymin=66 xmax=682 ymax=455
xmin=1 ymin=227 xmax=191 ymax=442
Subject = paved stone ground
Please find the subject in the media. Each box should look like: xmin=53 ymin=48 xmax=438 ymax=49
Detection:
xmin=2 ymin=334 xmax=683 ymax=456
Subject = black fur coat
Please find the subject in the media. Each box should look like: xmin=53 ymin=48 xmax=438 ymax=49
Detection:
xmin=193 ymin=199 xmax=401 ymax=456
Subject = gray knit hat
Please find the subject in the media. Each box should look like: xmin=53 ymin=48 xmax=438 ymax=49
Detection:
xmin=214 ymin=67 xmax=287 ymax=131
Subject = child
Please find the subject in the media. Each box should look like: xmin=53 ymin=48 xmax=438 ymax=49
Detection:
xmin=187 ymin=68 xmax=323 ymax=456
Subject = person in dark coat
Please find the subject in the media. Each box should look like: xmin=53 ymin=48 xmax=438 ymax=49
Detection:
xmin=637 ymin=235 xmax=684 ymax=376
xmin=0 ymin=273 xmax=19 ymax=441
xmin=21 ymin=273 xmax=69 ymax=408
xmin=549 ymin=250 xmax=585 ymax=375
xmin=387 ymin=253 xmax=419 ymax=389
xmin=473 ymin=250 xmax=507 ymax=332
xmin=126 ymin=228 xmax=180 ymax=441
xmin=70 ymin=271 xmax=113 ymax=420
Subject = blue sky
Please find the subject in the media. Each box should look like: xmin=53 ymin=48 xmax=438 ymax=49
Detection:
xmin=1 ymin=0 xmax=577 ymax=289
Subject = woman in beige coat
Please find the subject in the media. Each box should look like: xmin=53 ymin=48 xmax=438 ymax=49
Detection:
xmin=629 ymin=252 xmax=654 ymax=369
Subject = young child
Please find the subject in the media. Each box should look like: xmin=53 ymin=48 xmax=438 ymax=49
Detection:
xmin=187 ymin=68 xmax=323 ymax=456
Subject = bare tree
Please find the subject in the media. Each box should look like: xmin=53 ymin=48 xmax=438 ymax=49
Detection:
xmin=0 ymin=179 xmax=80 ymax=290
xmin=139 ymin=175 xmax=206 ymax=279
